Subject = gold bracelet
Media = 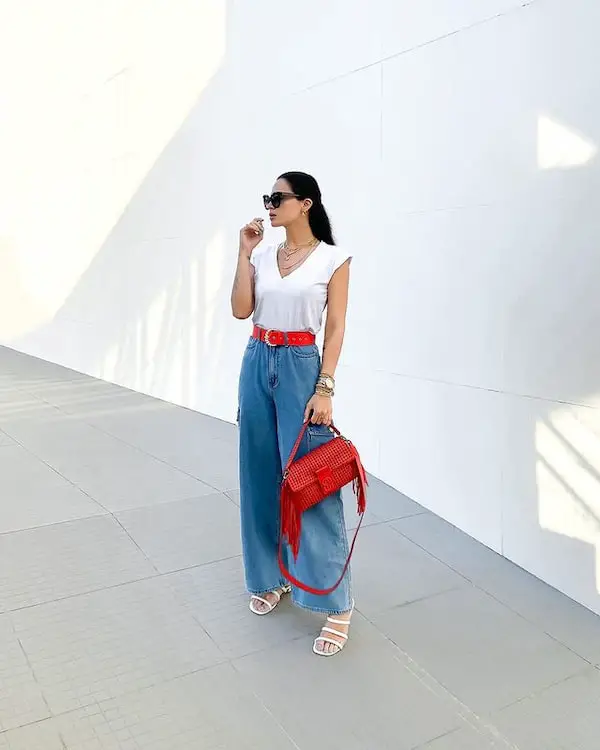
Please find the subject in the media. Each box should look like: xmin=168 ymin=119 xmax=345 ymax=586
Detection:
xmin=317 ymin=373 xmax=335 ymax=392
xmin=315 ymin=387 xmax=333 ymax=398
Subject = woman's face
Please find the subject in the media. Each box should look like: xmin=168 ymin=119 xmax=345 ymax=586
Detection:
xmin=264 ymin=178 xmax=310 ymax=228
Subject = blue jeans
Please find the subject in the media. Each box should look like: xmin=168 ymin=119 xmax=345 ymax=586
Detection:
xmin=238 ymin=337 xmax=352 ymax=614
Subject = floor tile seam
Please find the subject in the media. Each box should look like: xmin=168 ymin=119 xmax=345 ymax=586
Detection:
xmin=2 ymin=554 xmax=243 ymax=616
xmin=222 ymin=491 xmax=239 ymax=508
xmin=15 ymin=636 xmax=53 ymax=719
xmin=0 ymin=384 xmax=50 ymax=406
xmin=50 ymin=400 xmax=232 ymax=494
xmin=0 ymin=428 xmax=110 ymax=515
xmin=222 ymin=484 xmax=241 ymax=494
xmin=2 ymin=573 xmax=164 ymax=617
xmin=370 ymin=585 xmax=470 ymax=618
xmin=0 ymin=716 xmax=52 ymax=740
xmin=160 ymin=590 xmax=230 ymax=661
xmin=409 ymin=725 xmax=509 ymax=750
xmin=15 ymin=370 xmax=232 ymax=426
xmin=0 ymin=490 xmax=233 ymax=540
xmin=348 ymin=509 xmax=429 ymax=532
xmin=385 ymin=523 xmax=477 ymax=586
xmin=409 ymin=727 xmax=460 ymax=750
xmin=229 ymin=660 xmax=303 ymax=749
xmin=159 ymin=553 xmax=243 ymax=579
xmin=0 ymin=514 xmax=105 ymax=539
xmin=387 ymin=524 xmax=600 ymax=666
xmin=157 ymin=559 xmax=252 ymax=661
xmin=112 ymin=491 xmax=232 ymax=517
xmin=365 ymin=622 xmax=521 ymax=749
xmin=13 ymin=392 xmax=228 ymax=495
xmin=491 ymin=663 xmax=600 ymax=715
xmin=0 ymin=659 xmax=233 ymax=738
xmin=110 ymin=516 xmax=161 ymax=575
xmin=170 ymin=592 xmax=316 ymax=663
xmin=161 ymin=567 xmax=329 ymax=663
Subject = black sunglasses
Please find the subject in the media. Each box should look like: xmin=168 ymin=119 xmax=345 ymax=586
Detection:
xmin=262 ymin=191 xmax=300 ymax=209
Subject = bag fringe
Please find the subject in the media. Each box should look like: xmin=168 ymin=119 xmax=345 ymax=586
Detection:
xmin=352 ymin=457 xmax=368 ymax=515
xmin=280 ymin=483 xmax=302 ymax=560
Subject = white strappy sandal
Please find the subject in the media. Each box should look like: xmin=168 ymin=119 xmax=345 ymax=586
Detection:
xmin=313 ymin=603 xmax=354 ymax=657
xmin=249 ymin=585 xmax=291 ymax=616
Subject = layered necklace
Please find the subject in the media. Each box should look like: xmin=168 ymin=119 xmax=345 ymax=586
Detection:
xmin=277 ymin=237 xmax=320 ymax=276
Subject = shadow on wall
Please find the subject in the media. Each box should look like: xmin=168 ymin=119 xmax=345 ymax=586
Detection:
xmin=9 ymin=0 xmax=246 ymax=422
xmin=503 ymin=116 xmax=600 ymax=613
xmin=507 ymin=395 xmax=600 ymax=615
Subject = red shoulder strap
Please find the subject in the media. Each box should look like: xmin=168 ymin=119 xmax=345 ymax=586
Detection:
xmin=278 ymin=509 xmax=364 ymax=596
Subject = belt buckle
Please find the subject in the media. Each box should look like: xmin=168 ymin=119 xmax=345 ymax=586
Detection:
xmin=264 ymin=329 xmax=276 ymax=347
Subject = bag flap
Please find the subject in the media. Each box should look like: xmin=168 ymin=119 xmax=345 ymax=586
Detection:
xmin=285 ymin=438 xmax=354 ymax=493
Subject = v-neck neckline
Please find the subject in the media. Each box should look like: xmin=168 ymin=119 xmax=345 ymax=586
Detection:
xmin=275 ymin=242 xmax=321 ymax=280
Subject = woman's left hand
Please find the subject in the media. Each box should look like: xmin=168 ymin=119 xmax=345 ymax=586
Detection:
xmin=304 ymin=393 xmax=333 ymax=425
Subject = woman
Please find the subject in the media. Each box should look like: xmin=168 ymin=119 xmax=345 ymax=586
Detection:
xmin=231 ymin=171 xmax=353 ymax=657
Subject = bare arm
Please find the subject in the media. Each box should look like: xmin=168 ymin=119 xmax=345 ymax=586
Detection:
xmin=321 ymin=259 xmax=351 ymax=377
xmin=231 ymin=218 xmax=263 ymax=319
xmin=304 ymin=259 xmax=351 ymax=425
xmin=231 ymin=254 xmax=255 ymax=319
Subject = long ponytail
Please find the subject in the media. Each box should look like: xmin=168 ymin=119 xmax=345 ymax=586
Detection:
xmin=278 ymin=171 xmax=336 ymax=245
xmin=308 ymin=201 xmax=335 ymax=245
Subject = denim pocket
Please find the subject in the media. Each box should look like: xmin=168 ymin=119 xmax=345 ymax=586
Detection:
xmin=289 ymin=344 xmax=319 ymax=359
xmin=307 ymin=423 xmax=335 ymax=444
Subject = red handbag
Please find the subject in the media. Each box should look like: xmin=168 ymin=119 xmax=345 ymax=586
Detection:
xmin=278 ymin=422 xmax=368 ymax=595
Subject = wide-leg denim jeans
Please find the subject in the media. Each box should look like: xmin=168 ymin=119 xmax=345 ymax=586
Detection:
xmin=238 ymin=337 xmax=352 ymax=614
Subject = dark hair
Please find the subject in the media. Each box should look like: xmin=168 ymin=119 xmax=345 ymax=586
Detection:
xmin=278 ymin=171 xmax=336 ymax=245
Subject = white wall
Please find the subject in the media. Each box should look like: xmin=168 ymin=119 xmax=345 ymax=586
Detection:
xmin=2 ymin=0 xmax=600 ymax=613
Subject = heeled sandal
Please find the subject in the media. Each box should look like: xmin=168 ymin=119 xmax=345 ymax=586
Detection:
xmin=313 ymin=604 xmax=354 ymax=657
xmin=248 ymin=585 xmax=291 ymax=616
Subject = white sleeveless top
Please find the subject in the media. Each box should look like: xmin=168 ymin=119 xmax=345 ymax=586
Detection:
xmin=250 ymin=242 xmax=351 ymax=334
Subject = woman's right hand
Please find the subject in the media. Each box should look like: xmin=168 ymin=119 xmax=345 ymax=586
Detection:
xmin=239 ymin=218 xmax=264 ymax=259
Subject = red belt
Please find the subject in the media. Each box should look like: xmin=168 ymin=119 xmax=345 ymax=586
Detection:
xmin=252 ymin=325 xmax=315 ymax=347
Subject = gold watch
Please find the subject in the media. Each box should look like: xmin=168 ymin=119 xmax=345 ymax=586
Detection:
xmin=317 ymin=374 xmax=335 ymax=391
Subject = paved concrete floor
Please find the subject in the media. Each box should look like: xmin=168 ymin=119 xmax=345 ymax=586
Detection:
xmin=1 ymin=345 xmax=600 ymax=749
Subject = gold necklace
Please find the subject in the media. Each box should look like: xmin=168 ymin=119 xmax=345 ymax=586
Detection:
xmin=281 ymin=237 xmax=318 ymax=259
xmin=277 ymin=241 xmax=319 ymax=276
xmin=280 ymin=250 xmax=309 ymax=270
